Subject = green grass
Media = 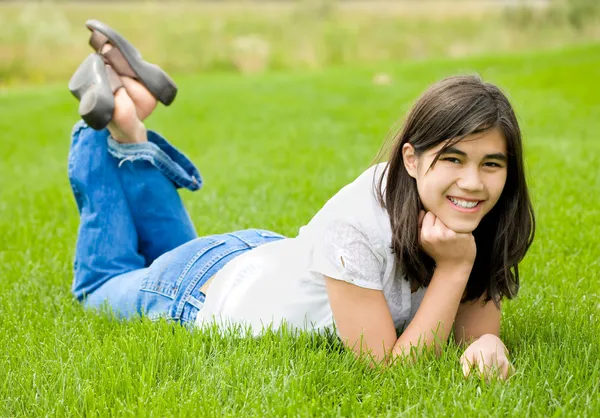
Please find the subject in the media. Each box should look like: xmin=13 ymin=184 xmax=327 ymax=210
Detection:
xmin=2 ymin=0 xmax=600 ymax=85
xmin=1 ymin=43 xmax=599 ymax=416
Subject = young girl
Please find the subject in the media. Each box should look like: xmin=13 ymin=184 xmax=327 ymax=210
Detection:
xmin=68 ymin=22 xmax=534 ymax=379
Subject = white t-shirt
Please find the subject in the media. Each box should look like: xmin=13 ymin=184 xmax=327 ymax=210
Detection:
xmin=195 ymin=163 xmax=426 ymax=337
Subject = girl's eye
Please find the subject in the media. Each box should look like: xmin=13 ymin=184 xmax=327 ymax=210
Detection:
xmin=484 ymin=162 xmax=502 ymax=168
xmin=442 ymin=157 xmax=461 ymax=164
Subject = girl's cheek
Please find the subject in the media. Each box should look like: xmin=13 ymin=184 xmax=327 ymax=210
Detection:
xmin=436 ymin=165 xmax=455 ymax=177
xmin=491 ymin=176 xmax=507 ymax=197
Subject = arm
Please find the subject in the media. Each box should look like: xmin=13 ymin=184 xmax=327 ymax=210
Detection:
xmin=453 ymin=293 xmax=501 ymax=346
xmin=323 ymin=211 xmax=477 ymax=365
xmin=324 ymin=276 xmax=397 ymax=365
xmin=392 ymin=263 xmax=471 ymax=359
xmin=325 ymin=263 xmax=471 ymax=366
xmin=391 ymin=210 xmax=476 ymax=360
xmin=454 ymin=294 xmax=513 ymax=380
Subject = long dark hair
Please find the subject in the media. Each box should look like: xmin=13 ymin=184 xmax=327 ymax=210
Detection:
xmin=375 ymin=75 xmax=535 ymax=305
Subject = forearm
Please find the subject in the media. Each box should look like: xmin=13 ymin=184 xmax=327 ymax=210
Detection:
xmin=453 ymin=295 xmax=501 ymax=347
xmin=392 ymin=264 xmax=471 ymax=359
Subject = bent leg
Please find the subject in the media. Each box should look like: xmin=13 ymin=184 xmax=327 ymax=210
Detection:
xmin=83 ymin=268 xmax=146 ymax=318
xmin=106 ymin=131 xmax=202 ymax=266
xmin=83 ymin=230 xmax=285 ymax=322
xmin=68 ymin=121 xmax=145 ymax=300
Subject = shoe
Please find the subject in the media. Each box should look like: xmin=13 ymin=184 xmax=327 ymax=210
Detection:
xmin=68 ymin=53 xmax=123 ymax=130
xmin=86 ymin=19 xmax=177 ymax=106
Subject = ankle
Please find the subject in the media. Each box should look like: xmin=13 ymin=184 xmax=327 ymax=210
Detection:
xmin=127 ymin=123 xmax=148 ymax=143
xmin=108 ymin=119 xmax=148 ymax=144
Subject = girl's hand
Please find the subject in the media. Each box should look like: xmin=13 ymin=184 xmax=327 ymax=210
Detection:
xmin=418 ymin=210 xmax=476 ymax=269
xmin=460 ymin=334 xmax=514 ymax=381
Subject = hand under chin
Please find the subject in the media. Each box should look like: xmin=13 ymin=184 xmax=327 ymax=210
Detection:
xmin=436 ymin=217 xmax=479 ymax=234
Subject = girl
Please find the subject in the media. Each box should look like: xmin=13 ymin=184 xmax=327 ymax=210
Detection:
xmin=68 ymin=22 xmax=534 ymax=379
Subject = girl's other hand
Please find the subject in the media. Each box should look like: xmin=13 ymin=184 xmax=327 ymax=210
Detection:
xmin=460 ymin=334 xmax=514 ymax=382
xmin=418 ymin=210 xmax=476 ymax=269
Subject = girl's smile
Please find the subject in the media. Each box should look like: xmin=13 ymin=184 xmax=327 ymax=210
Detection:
xmin=403 ymin=127 xmax=508 ymax=233
xmin=446 ymin=196 xmax=483 ymax=213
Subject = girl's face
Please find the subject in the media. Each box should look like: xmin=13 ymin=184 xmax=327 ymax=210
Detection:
xmin=403 ymin=127 xmax=508 ymax=233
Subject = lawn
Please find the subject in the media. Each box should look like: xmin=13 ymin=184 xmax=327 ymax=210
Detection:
xmin=0 ymin=43 xmax=599 ymax=416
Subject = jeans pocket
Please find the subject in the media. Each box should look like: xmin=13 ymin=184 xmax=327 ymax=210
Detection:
xmin=228 ymin=229 xmax=284 ymax=248
xmin=255 ymin=229 xmax=286 ymax=239
xmin=140 ymin=237 xmax=225 ymax=299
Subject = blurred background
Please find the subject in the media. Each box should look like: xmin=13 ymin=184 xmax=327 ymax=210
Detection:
xmin=0 ymin=0 xmax=599 ymax=86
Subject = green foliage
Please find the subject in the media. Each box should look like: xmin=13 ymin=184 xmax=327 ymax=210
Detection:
xmin=1 ymin=44 xmax=599 ymax=416
xmin=504 ymin=0 xmax=600 ymax=30
xmin=293 ymin=0 xmax=339 ymax=20
xmin=2 ymin=1 xmax=600 ymax=85
xmin=564 ymin=0 xmax=600 ymax=29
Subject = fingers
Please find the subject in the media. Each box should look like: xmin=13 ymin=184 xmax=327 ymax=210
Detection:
xmin=460 ymin=353 xmax=473 ymax=378
xmin=461 ymin=353 xmax=513 ymax=382
xmin=419 ymin=210 xmax=444 ymax=251
xmin=498 ymin=359 xmax=510 ymax=380
xmin=460 ymin=349 xmax=480 ymax=379
xmin=461 ymin=345 xmax=502 ymax=377
xmin=421 ymin=211 xmax=435 ymax=230
xmin=419 ymin=211 xmax=462 ymax=234
xmin=419 ymin=211 xmax=453 ymax=243
xmin=421 ymin=211 xmax=451 ymax=234
xmin=461 ymin=337 xmax=514 ymax=382
xmin=498 ymin=357 xmax=515 ymax=380
xmin=419 ymin=211 xmax=436 ymax=247
xmin=477 ymin=350 xmax=496 ymax=378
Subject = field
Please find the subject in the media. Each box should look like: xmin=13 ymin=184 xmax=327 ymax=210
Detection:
xmin=1 ymin=0 xmax=600 ymax=84
xmin=1 ymin=35 xmax=599 ymax=416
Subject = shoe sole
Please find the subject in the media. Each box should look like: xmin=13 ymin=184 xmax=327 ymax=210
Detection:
xmin=86 ymin=19 xmax=177 ymax=106
xmin=68 ymin=53 xmax=115 ymax=130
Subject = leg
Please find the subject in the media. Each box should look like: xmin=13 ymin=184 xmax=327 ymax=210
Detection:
xmin=107 ymin=129 xmax=202 ymax=266
xmin=69 ymin=121 xmax=203 ymax=300
xmin=85 ymin=230 xmax=285 ymax=323
xmin=136 ymin=229 xmax=286 ymax=325
xmin=68 ymin=120 xmax=145 ymax=300
xmin=67 ymin=35 xmax=202 ymax=312
xmin=104 ymin=70 xmax=202 ymax=266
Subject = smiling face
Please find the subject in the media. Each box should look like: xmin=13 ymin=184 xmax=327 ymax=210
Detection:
xmin=402 ymin=127 xmax=508 ymax=233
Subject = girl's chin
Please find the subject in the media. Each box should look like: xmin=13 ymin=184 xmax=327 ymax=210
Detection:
xmin=437 ymin=215 xmax=479 ymax=233
xmin=450 ymin=226 xmax=476 ymax=234
xmin=423 ymin=205 xmax=481 ymax=233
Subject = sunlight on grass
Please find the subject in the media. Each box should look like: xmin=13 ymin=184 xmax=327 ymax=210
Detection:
xmin=0 ymin=43 xmax=598 ymax=416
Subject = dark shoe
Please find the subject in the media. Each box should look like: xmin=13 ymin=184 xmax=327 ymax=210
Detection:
xmin=68 ymin=53 xmax=123 ymax=130
xmin=86 ymin=19 xmax=177 ymax=106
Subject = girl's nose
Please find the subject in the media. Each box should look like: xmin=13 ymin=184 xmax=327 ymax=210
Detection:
xmin=456 ymin=167 xmax=484 ymax=192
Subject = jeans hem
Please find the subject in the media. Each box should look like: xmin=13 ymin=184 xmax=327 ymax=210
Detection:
xmin=106 ymin=130 xmax=202 ymax=191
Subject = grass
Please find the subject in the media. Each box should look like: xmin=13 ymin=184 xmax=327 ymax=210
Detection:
xmin=1 ymin=0 xmax=600 ymax=85
xmin=1 ymin=43 xmax=599 ymax=416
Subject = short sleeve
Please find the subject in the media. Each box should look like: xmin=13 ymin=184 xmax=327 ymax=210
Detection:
xmin=309 ymin=219 xmax=384 ymax=290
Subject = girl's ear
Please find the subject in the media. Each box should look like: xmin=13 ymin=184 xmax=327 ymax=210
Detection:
xmin=402 ymin=143 xmax=418 ymax=179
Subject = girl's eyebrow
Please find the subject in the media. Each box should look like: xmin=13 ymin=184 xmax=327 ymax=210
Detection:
xmin=440 ymin=146 xmax=508 ymax=162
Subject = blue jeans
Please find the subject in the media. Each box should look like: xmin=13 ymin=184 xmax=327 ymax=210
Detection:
xmin=68 ymin=121 xmax=285 ymax=325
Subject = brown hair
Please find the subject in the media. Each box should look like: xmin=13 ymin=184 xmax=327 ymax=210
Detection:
xmin=375 ymin=75 xmax=535 ymax=305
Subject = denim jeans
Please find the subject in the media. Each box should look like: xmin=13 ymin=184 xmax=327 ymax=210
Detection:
xmin=68 ymin=121 xmax=285 ymax=325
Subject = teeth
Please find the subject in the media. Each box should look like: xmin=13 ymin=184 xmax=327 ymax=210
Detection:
xmin=449 ymin=197 xmax=479 ymax=208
